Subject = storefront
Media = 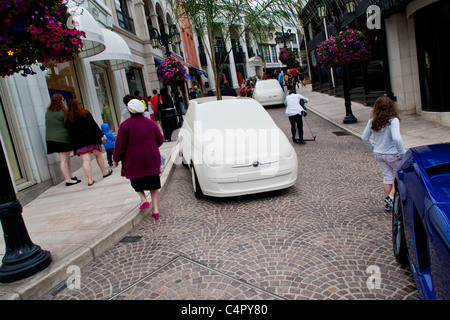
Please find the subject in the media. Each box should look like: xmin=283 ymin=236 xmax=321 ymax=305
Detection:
xmin=414 ymin=0 xmax=449 ymax=113
xmin=0 ymin=2 xmax=133 ymax=199
xmin=300 ymin=0 xmax=449 ymax=127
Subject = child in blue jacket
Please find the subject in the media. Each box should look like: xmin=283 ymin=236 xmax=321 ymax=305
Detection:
xmin=101 ymin=123 xmax=116 ymax=167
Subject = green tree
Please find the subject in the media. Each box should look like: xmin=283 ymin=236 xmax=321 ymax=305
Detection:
xmin=168 ymin=0 xmax=298 ymax=99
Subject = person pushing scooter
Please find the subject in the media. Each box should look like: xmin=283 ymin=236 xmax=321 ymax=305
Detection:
xmin=284 ymin=90 xmax=309 ymax=144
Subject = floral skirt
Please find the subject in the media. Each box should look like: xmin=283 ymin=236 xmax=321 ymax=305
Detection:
xmin=75 ymin=144 xmax=102 ymax=156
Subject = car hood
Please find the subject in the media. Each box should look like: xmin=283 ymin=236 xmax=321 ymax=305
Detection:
xmin=190 ymin=99 xmax=292 ymax=164
xmin=413 ymin=143 xmax=450 ymax=205
xmin=195 ymin=99 xmax=278 ymax=131
xmin=414 ymin=143 xmax=450 ymax=169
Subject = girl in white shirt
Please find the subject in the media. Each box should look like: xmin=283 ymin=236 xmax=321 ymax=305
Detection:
xmin=362 ymin=96 xmax=405 ymax=211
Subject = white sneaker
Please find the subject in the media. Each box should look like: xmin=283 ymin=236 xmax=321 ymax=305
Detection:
xmin=384 ymin=196 xmax=393 ymax=211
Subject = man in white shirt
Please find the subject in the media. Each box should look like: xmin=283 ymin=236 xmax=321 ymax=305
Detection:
xmin=284 ymin=90 xmax=309 ymax=144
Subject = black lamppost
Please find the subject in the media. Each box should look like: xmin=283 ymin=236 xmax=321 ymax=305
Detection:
xmin=149 ymin=24 xmax=181 ymax=57
xmin=275 ymin=26 xmax=294 ymax=48
xmin=0 ymin=144 xmax=51 ymax=283
xmin=318 ymin=0 xmax=357 ymax=124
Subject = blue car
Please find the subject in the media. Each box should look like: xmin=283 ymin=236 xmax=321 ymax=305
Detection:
xmin=392 ymin=143 xmax=450 ymax=300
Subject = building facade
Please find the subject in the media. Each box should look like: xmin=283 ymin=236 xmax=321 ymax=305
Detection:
xmin=0 ymin=0 xmax=188 ymax=203
xmin=299 ymin=0 xmax=449 ymax=127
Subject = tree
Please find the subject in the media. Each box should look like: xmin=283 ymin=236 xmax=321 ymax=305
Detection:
xmin=168 ymin=0 xmax=298 ymax=99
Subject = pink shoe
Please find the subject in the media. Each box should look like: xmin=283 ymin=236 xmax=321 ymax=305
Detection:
xmin=139 ymin=201 xmax=149 ymax=210
xmin=152 ymin=212 xmax=159 ymax=220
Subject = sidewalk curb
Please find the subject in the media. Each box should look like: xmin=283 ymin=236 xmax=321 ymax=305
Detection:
xmin=2 ymin=141 xmax=179 ymax=300
xmin=307 ymin=107 xmax=363 ymax=140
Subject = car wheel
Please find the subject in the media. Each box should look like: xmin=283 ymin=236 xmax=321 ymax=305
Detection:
xmin=392 ymin=182 xmax=408 ymax=265
xmin=191 ymin=165 xmax=204 ymax=198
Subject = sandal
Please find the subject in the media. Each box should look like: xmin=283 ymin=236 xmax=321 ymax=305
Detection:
xmin=103 ymin=169 xmax=113 ymax=178
xmin=88 ymin=180 xmax=95 ymax=186
xmin=152 ymin=212 xmax=159 ymax=220
xmin=66 ymin=179 xmax=81 ymax=186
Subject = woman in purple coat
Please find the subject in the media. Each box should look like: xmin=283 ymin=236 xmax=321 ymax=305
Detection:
xmin=113 ymin=99 xmax=164 ymax=219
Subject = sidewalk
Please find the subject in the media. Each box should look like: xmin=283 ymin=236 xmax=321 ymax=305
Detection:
xmin=296 ymin=86 xmax=450 ymax=149
xmin=1 ymin=86 xmax=449 ymax=300
xmin=0 ymin=140 xmax=179 ymax=300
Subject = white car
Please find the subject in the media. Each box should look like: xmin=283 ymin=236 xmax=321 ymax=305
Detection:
xmin=253 ymin=79 xmax=286 ymax=107
xmin=179 ymin=97 xmax=298 ymax=198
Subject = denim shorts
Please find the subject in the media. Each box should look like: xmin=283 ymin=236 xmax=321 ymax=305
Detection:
xmin=374 ymin=154 xmax=402 ymax=185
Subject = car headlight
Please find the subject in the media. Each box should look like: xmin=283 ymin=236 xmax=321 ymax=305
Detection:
xmin=281 ymin=141 xmax=294 ymax=158
xmin=203 ymin=148 xmax=223 ymax=168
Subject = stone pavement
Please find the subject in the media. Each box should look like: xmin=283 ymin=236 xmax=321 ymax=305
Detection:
xmin=1 ymin=86 xmax=449 ymax=300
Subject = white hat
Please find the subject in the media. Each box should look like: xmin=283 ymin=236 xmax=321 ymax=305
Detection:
xmin=127 ymin=99 xmax=145 ymax=114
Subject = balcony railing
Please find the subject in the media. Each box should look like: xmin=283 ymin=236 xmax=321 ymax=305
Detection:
xmin=116 ymin=10 xmax=135 ymax=35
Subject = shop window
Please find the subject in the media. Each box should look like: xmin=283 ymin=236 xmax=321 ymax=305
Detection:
xmin=125 ymin=67 xmax=146 ymax=98
xmin=44 ymin=61 xmax=81 ymax=104
xmin=91 ymin=63 xmax=119 ymax=133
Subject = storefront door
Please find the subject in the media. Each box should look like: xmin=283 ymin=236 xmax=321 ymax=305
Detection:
xmin=415 ymin=1 xmax=449 ymax=112
xmin=0 ymin=95 xmax=27 ymax=186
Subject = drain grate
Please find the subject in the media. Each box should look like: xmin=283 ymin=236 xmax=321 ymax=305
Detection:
xmin=120 ymin=236 xmax=142 ymax=243
xmin=50 ymin=283 xmax=67 ymax=296
xmin=333 ymin=131 xmax=351 ymax=136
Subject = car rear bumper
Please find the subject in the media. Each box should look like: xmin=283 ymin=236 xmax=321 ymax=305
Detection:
xmin=255 ymin=96 xmax=285 ymax=106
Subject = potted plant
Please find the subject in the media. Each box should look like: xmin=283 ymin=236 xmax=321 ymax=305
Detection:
xmin=278 ymin=47 xmax=297 ymax=67
xmin=316 ymin=28 xmax=370 ymax=68
xmin=0 ymin=0 xmax=86 ymax=77
xmin=156 ymin=56 xmax=186 ymax=85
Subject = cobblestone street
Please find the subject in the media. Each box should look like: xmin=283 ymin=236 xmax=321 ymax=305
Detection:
xmin=39 ymin=106 xmax=419 ymax=300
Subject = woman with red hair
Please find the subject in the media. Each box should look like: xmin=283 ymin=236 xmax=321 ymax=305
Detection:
xmin=65 ymin=98 xmax=112 ymax=186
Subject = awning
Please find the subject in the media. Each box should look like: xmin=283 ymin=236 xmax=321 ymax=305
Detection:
xmin=184 ymin=66 xmax=192 ymax=80
xmin=67 ymin=1 xmax=106 ymax=58
xmin=86 ymin=29 xmax=133 ymax=71
xmin=188 ymin=67 xmax=209 ymax=78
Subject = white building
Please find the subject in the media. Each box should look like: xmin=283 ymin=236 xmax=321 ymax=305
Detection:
xmin=0 ymin=0 xmax=185 ymax=203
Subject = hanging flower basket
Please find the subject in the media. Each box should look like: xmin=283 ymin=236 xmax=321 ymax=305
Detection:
xmin=278 ymin=47 xmax=296 ymax=67
xmin=316 ymin=28 xmax=371 ymax=68
xmin=0 ymin=0 xmax=86 ymax=77
xmin=156 ymin=56 xmax=186 ymax=85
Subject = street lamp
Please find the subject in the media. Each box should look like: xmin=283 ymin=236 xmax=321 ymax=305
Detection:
xmin=149 ymin=24 xmax=181 ymax=57
xmin=0 ymin=144 xmax=51 ymax=283
xmin=275 ymin=26 xmax=294 ymax=48
xmin=319 ymin=0 xmax=357 ymax=124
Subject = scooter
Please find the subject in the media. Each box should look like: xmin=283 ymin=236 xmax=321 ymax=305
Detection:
xmin=300 ymin=99 xmax=316 ymax=141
